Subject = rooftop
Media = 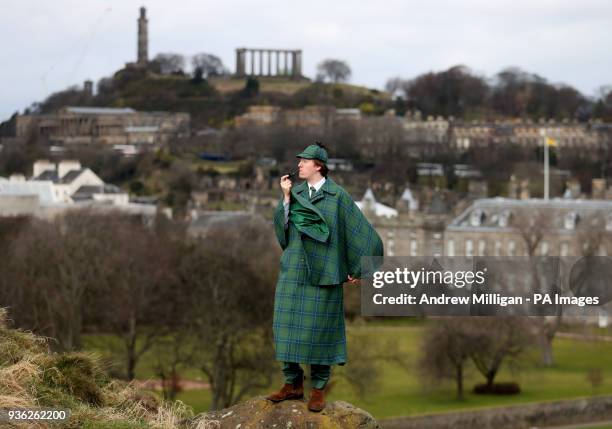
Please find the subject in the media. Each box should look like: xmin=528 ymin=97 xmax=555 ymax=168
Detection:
xmin=64 ymin=106 xmax=136 ymax=115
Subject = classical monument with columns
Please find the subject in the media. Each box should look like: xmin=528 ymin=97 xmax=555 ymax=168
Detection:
xmin=235 ymin=48 xmax=305 ymax=80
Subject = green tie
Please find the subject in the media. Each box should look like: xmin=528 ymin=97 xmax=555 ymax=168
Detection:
xmin=310 ymin=186 xmax=316 ymax=200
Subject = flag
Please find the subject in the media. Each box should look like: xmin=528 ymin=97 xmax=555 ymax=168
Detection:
xmin=545 ymin=137 xmax=557 ymax=147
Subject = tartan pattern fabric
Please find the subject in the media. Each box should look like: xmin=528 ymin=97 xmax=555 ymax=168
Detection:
xmin=271 ymin=177 xmax=383 ymax=365
xmin=273 ymin=222 xmax=346 ymax=365
xmin=274 ymin=177 xmax=384 ymax=286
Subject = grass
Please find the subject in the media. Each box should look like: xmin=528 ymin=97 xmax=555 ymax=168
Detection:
xmin=82 ymin=321 xmax=612 ymax=420
xmin=0 ymin=308 xmax=195 ymax=429
xmin=209 ymin=76 xmax=311 ymax=95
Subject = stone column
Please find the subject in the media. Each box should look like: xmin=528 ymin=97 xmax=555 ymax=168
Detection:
xmin=284 ymin=51 xmax=289 ymax=75
xmin=294 ymin=50 xmax=302 ymax=78
xmin=276 ymin=50 xmax=280 ymax=75
xmin=258 ymin=50 xmax=262 ymax=75
xmin=267 ymin=50 xmax=272 ymax=76
xmin=235 ymin=48 xmax=246 ymax=77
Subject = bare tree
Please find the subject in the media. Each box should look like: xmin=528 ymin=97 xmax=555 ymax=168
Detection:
xmin=316 ymin=59 xmax=351 ymax=83
xmin=89 ymin=212 xmax=174 ymax=380
xmin=576 ymin=212 xmax=612 ymax=257
xmin=7 ymin=212 xmax=106 ymax=351
xmin=513 ymin=208 xmax=564 ymax=367
xmin=150 ymin=53 xmax=186 ymax=74
xmin=385 ymin=76 xmax=407 ymax=97
xmin=191 ymin=53 xmax=228 ymax=77
xmin=513 ymin=207 xmax=549 ymax=257
xmin=419 ymin=317 xmax=479 ymax=400
xmin=178 ymin=218 xmax=278 ymax=410
xmin=468 ymin=317 xmax=534 ymax=390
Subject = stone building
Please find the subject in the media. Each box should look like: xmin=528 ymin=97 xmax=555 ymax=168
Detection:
xmin=445 ymin=197 xmax=612 ymax=257
xmin=356 ymin=188 xmax=453 ymax=258
xmin=0 ymin=159 xmax=161 ymax=219
xmin=400 ymin=111 xmax=612 ymax=156
xmin=234 ymin=105 xmax=360 ymax=133
xmin=14 ymin=106 xmax=190 ymax=146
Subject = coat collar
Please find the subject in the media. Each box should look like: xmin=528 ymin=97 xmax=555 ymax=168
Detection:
xmin=295 ymin=177 xmax=338 ymax=197
xmin=293 ymin=177 xmax=338 ymax=209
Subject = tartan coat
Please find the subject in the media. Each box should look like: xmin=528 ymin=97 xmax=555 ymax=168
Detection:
xmin=271 ymin=177 xmax=383 ymax=365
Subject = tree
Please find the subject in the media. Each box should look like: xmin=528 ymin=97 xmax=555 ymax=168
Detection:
xmin=468 ymin=317 xmax=534 ymax=390
xmin=513 ymin=208 xmax=565 ymax=367
xmin=7 ymin=213 xmax=104 ymax=351
xmin=191 ymin=67 xmax=204 ymax=84
xmin=191 ymin=53 xmax=228 ymax=78
xmin=419 ymin=317 xmax=479 ymax=399
xmin=241 ymin=77 xmax=259 ymax=98
xmin=88 ymin=212 xmax=174 ymax=380
xmin=178 ymin=217 xmax=279 ymax=410
xmin=316 ymin=59 xmax=351 ymax=83
xmin=384 ymin=76 xmax=406 ymax=97
xmin=150 ymin=53 xmax=186 ymax=75
xmin=404 ymin=65 xmax=488 ymax=118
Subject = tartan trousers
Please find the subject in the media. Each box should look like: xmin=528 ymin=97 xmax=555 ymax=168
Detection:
xmin=282 ymin=361 xmax=331 ymax=389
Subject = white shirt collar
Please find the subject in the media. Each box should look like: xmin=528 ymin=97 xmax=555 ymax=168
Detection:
xmin=308 ymin=177 xmax=326 ymax=193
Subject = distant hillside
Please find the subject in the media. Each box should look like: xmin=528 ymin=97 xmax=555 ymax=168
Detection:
xmin=32 ymin=68 xmax=393 ymax=129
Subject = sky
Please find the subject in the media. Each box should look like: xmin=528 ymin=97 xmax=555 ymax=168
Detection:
xmin=1 ymin=0 xmax=611 ymax=121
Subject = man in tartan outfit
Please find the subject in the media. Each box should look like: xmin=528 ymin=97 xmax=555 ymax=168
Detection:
xmin=266 ymin=143 xmax=383 ymax=412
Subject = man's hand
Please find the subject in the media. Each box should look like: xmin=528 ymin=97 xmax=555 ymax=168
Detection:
xmin=280 ymin=174 xmax=292 ymax=202
xmin=347 ymin=275 xmax=360 ymax=285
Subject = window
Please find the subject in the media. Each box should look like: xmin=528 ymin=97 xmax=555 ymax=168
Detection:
xmin=387 ymin=239 xmax=395 ymax=257
xmin=560 ymin=242 xmax=569 ymax=257
xmin=494 ymin=241 xmax=502 ymax=256
xmin=540 ymin=241 xmax=549 ymax=256
xmin=478 ymin=240 xmax=486 ymax=256
xmin=410 ymin=240 xmax=418 ymax=256
xmin=564 ymin=212 xmax=578 ymax=230
xmin=470 ymin=209 xmax=484 ymax=227
xmin=499 ymin=210 xmax=511 ymax=227
xmin=508 ymin=240 xmax=516 ymax=256
xmin=466 ymin=239 xmax=474 ymax=257
xmin=447 ymin=239 xmax=455 ymax=256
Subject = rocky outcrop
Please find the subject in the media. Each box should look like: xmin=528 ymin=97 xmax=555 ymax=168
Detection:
xmin=193 ymin=395 xmax=381 ymax=429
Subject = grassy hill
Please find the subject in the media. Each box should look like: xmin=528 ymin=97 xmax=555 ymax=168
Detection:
xmin=35 ymin=68 xmax=393 ymax=129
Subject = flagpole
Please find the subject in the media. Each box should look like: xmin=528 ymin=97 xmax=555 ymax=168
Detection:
xmin=544 ymin=135 xmax=549 ymax=201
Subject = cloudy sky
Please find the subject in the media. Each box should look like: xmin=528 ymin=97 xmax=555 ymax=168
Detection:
xmin=1 ymin=0 xmax=611 ymax=121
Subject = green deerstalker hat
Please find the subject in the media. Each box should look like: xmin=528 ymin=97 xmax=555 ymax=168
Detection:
xmin=296 ymin=144 xmax=328 ymax=163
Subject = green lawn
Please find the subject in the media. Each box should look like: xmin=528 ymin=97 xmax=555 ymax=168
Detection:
xmin=83 ymin=321 xmax=612 ymax=420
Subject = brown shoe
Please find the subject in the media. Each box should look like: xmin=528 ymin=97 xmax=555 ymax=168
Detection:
xmin=266 ymin=375 xmax=304 ymax=402
xmin=307 ymin=388 xmax=326 ymax=412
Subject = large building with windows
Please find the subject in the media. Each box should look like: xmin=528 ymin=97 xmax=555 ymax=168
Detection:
xmin=445 ymin=198 xmax=612 ymax=257
xmin=13 ymin=106 xmax=190 ymax=147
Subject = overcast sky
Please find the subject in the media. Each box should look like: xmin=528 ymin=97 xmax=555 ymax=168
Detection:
xmin=1 ymin=0 xmax=611 ymax=121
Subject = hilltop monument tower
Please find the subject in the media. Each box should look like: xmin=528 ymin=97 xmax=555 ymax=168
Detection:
xmin=137 ymin=7 xmax=148 ymax=66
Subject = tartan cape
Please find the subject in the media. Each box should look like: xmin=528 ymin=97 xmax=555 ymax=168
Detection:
xmin=271 ymin=177 xmax=383 ymax=365
xmin=273 ymin=177 xmax=384 ymax=286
